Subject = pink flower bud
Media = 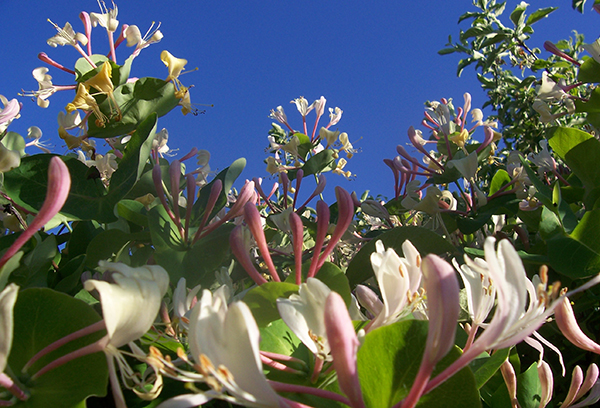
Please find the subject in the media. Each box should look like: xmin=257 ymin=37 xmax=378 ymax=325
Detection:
xmin=555 ymin=297 xmax=600 ymax=354
xmin=324 ymin=292 xmax=366 ymax=408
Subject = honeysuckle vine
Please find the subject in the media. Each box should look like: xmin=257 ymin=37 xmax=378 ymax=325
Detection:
xmin=2 ymin=2 xmax=600 ymax=408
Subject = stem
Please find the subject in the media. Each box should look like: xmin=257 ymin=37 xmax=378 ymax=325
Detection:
xmin=23 ymin=320 xmax=106 ymax=372
xmin=310 ymin=356 xmax=324 ymax=383
xmin=0 ymin=373 xmax=28 ymax=401
xmin=269 ymin=380 xmax=351 ymax=406
xmin=261 ymin=355 xmax=304 ymax=375
xmin=32 ymin=335 xmax=110 ymax=379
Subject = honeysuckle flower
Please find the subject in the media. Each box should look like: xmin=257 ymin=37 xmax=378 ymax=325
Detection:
xmin=528 ymin=140 xmax=556 ymax=176
xmin=449 ymin=128 xmax=470 ymax=149
xmin=327 ymin=106 xmax=343 ymax=127
xmin=84 ymin=61 xmax=121 ymax=120
xmin=425 ymin=237 xmax=600 ymax=395
xmin=66 ymin=83 xmax=108 ymax=128
xmin=366 ymin=240 xmax=422 ymax=332
xmin=277 ymin=278 xmax=332 ymax=360
xmin=266 ymin=156 xmax=282 ymax=174
xmin=57 ymin=110 xmax=83 ymax=130
xmin=25 ymin=67 xmax=54 ymax=108
xmin=0 ymin=143 xmax=21 ymax=172
xmin=554 ymin=297 xmax=600 ymax=355
xmin=561 ymin=364 xmax=600 ymax=408
xmin=125 ymin=23 xmax=163 ymax=52
xmin=25 ymin=126 xmax=51 ymax=154
xmin=0 ymin=95 xmax=20 ymax=133
xmin=582 ymin=38 xmax=600 ymax=65
xmin=84 ymin=262 xmax=169 ymax=348
xmin=46 ymin=20 xmax=88 ymax=47
xmin=324 ymin=291 xmax=366 ymax=408
xmin=185 ymin=289 xmax=285 ymax=407
xmin=453 ymin=258 xmax=495 ymax=329
xmin=172 ymin=277 xmax=202 ymax=331
xmin=290 ymin=96 xmax=314 ymax=117
xmin=401 ymin=254 xmax=460 ymax=408
xmin=339 ymin=132 xmax=356 ymax=158
xmin=537 ymin=72 xmax=567 ymax=102
xmin=537 ymin=360 xmax=553 ymax=408
xmin=0 ymin=284 xmax=18 ymax=373
xmin=269 ymin=106 xmax=288 ymax=126
xmin=533 ymin=99 xmax=556 ymax=123
xmin=0 ymin=157 xmax=71 ymax=270
xmin=320 ymin=127 xmax=340 ymax=146
xmin=333 ymin=158 xmax=352 ymax=178
xmin=90 ymin=1 xmax=119 ymax=32
xmin=161 ymin=50 xmax=188 ymax=93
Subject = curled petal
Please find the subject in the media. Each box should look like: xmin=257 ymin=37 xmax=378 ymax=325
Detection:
xmin=537 ymin=361 xmax=553 ymax=408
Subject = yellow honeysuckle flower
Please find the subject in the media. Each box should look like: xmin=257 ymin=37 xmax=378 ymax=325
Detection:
xmin=58 ymin=126 xmax=93 ymax=152
xmin=161 ymin=50 xmax=187 ymax=84
xmin=449 ymin=128 xmax=469 ymax=149
xmin=84 ymin=61 xmax=122 ymax=121
xmin=66 ymin=83 xmax=108 ymax=128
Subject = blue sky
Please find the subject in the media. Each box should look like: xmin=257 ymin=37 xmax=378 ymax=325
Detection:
xmin=2 ymin=1 xmax=599 ymax=200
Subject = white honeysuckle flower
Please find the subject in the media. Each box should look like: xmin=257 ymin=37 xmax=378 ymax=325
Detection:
xmin=57 ymin=110 xmax=83 ymax=130
xmin=269 ymin=106 xmax=288 ymax=125
xmin=320 ymin=127 xmax=339 ymax=146
xmin=125 ymin=23 xmax=163 ymax=51
xmin=277 ymin=278 xmax=332 ymax=360
xmin=537 ymin=72 xmax=567 ymax=102
xmin=327 ymin=107 xmax=343 ymax=127
xmin=26 ymin=126 xmax=52 ymax=154
xmin=0 ymin=95 xmax=20 ymax=133
xmin=90 ymin=1 xmax=119 ymax=32
xmin=533 ymin=99 xmax=556 ymax=123
xmin=31 ymin=67 xmax=54 ymax=108
xmin=367 ymin=240 xmax=422 ymax=331
xmin=453 ymin=258 xmax=495 ymax=327
xmin=84 ymin=261 xmax=169 ymax=348
xmin=172 ymin=278 xmax=203 ymax=331
xmin=582 ymin=38 xmax=600 ymax=65
xmin=186 ymin=289 xmax=284 ymax=407
xmin=290 ymin=96 xmax=314 ymax=117
xmin=0 ymin=284 xmax=18 ymax=373
xmin=528 ymin=140 xmax=556 ymax=175
xmin=46 ymin=20 xmax=88 ymax=47
xmin=153 ymin=128 xmax=173 ymax=156
xmin=339 ymin=132 xmax=356 ymax=158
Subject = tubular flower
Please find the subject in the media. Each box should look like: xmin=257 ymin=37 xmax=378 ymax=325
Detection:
xmin=0 ymin=95 xmax=21 ymax=133
xmin=161 ymin=50 xmax=188 ymax=94
xmin=90 ymin=1 xmax=119 ymax=32
xmin=46 ymin=20 xmax=88 ymax=47
xmin=277 ymin=278 xmax=333 ymax=360
xmin=84 ymin=61 xmax=121 ymax=120
xmin=66 ymin=83 xmax=108 ymax=127
xmin=184 ymin=289 xmax=285 ymax=407
xmin=125 ymin=23 xmax=163 ymax=53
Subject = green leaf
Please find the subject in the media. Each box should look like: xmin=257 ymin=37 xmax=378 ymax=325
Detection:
xmin=510 ymin=2 xmax=528 ymax=27
xmin=87 ymin=78 xmax=179 ymax=139
xmin=489 ymin=169 xmax=511 ymax=195
xmin=358 ymin=320 xmax=481 ymax=408
xmin=471 ymin=348 xmax=511 ymax=389
xmin=578 ymin=58 xmax=600 ymax=83
xmin=9 ymin=288 xmax=108 ymax=408
xmin=117 ymin=200 xmax=149 ymax=228
xmin=292 ymin=149 xmax=336 ymax=180
xmin=148 ymin=204 xmax=235 ymax=287
xmin=455 ymin=194 xmax=520 ymax=235
xmin=346 ymin=227 xmax=456 ymax=287
xmin=244 ymin=282 xmax=299 ymax=327
xmin=526 ymin=7 xmax=557 ymax=25
xmin=74 ymin=54 xmax=108 ymax=82
xmin=516 ymin=363 xmax=543 ymax=408
xmin=547 ymin=208 xmax=600 ymax=278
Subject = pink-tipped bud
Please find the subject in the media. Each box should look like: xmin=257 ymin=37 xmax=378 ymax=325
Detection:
xmin=230 ymin=225 xmax=267 ymax=285
xmin=243 ymin=201 xmax=280 ymax=282
xmin=476 ymin=126 xmax=495 ymax=154
xmin=288 ymin=211 xmax=304 ymax=285
xmin=0 ymin=157 xmax=71 ymax=269
xmin=538 ymin=361 xmax=553 ymax=408
xmin=500 ymin=360 xmax=519 ymax=408
xmin=555 ymin=297 xmax=600 ymax=354
xmin=324 ymin=292 xmax=366 ymax=408
xmin=577 ymin=364 xmax=599 ymax=402
xmin=355 ymin=284 xmax=383 ymax=318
